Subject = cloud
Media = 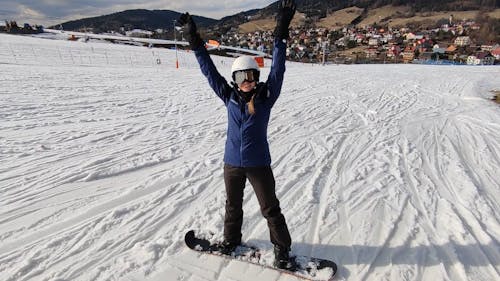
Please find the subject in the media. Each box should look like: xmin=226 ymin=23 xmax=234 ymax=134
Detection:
xmin=20 ymin=5 xmax=45 ymax=18
xmin=0 ymin=0 xmax=276 ymax=26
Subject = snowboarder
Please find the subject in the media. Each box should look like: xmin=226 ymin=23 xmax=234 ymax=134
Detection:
xmin=177 ymin=0 xmax=297 ymax=270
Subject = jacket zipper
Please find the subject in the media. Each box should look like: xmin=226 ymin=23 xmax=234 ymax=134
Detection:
xmin=240 ymin=102 xmax=245 ymax=167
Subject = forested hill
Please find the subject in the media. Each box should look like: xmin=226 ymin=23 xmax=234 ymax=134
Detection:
xmin=53 ymin=0 xmax=498 ymax=32
xmin=50 ymin=9 xmax=217 ymax=33
xmin=255 ymin=0 xmax=499 ymax=17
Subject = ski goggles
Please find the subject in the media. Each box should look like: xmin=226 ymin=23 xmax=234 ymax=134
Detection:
xmin=233 ymin=69 xmax=259 ymax=85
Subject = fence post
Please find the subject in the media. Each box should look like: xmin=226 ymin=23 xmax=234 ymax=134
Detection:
xmin=31 ymin=44 xmax=37 ymax=63
xmin=57 ymin=47 xmax=63 ymax=64
xmin=69 ymin=48 xmax=75 ymax=64
xmin=9 ymin=43 xmax=18 ymax=64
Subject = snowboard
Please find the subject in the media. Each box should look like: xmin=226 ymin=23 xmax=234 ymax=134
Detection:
xmin=184 ymin=230 xmax=337 ymax=281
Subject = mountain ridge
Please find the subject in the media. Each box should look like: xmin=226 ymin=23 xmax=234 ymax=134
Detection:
xmin=52 ymin=0 xmax=499 ymax=33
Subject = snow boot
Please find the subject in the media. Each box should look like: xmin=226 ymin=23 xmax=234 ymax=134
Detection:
xmin=273 ymin=245 xmax=296 ymax=270
xmin=217 ymin=240 xmax=239 ymax=255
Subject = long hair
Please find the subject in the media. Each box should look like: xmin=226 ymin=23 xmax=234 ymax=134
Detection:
xmin=247 ymin=94 xmax=256 ymax=115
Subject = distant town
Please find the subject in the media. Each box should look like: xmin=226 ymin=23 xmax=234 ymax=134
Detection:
xmin=1 ymin=14 xmax=499 ymax=65
xmin=211 ymin=14 xmax=499 ymax=65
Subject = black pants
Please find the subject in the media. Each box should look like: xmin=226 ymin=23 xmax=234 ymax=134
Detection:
xmin=223 ymin=164 xmax=292 ymax=249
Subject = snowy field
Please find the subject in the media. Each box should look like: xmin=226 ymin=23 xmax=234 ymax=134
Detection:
xmin=0 ymin=33 xmax=499 ymax=281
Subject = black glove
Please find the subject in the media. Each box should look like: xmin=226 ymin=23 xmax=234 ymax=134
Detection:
xmin=274 ymin=0 xmax=296 ymax=40
xmin=177 ymin=12 xmax=204 ymax=49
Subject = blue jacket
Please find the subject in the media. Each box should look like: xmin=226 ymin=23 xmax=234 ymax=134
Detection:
xmin=194 ymin=38 xmax=286 ymax=167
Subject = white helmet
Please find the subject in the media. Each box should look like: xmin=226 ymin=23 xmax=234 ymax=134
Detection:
xmin=231 ymin=56 xmax=259 ymax=74
xmin=231 ymin=56 xmax=260 ymax=84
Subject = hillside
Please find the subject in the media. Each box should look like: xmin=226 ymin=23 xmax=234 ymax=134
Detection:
xmin=221 ymin=0 xmax=499 ymax=35
xmin=52 ymin=0 xmax=499 ymax=34
xmin=238 ymin=11 xmax=307 ymax=33
xmin=385 ymin=8 xmax=500 ymax=28
xmin=314 ymin=5 xmax=500 ymax=29
xmin=237 ymin=7 xmax=500 ymax=34
xmin=51 ymin=9 xmax=217 ymax=33
xmin=227 ymin=0 xmax=499 ymax=21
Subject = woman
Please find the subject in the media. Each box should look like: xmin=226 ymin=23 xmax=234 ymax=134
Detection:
xmin=178 ymin=0 xmax=296 ymax=270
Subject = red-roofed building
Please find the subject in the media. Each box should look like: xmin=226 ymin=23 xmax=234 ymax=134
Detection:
xmin=492 ymin=47 xmax=500 ymax=60
xmin=402 ymin=46 xmax=416 ymax=63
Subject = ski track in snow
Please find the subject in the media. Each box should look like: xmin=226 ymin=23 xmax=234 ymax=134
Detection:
xmin=0 ymin=33 xmax=499 ymax=281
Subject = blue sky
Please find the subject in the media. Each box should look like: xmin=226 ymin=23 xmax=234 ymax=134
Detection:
xmin=0 ymin=1 xmax=276 ymax=26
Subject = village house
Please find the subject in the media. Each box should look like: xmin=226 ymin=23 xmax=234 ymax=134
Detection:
xmin=455 ymin=36 xmax=471 ymax=46
xmin=444 ymin=45 xmax=458 ymax=60
xmin=381 ymin=33 xmax=393 ymax=44
xmin=387 ymin=44 xmax=401 ymax=59
xmin=476 ymin=52 xmax=496 ymax=65
xmin=365 ymin=47 xmax=379 ymax=58
xmin=355 ymin=34 xmax=365 ymax=44
xmin=470 ymin=23 xmax=481 ymax=30
xmin=466 ymin=55 xmax=478 ymax=65
xmin=368 ymin=38 xmax=380 ymax=46
xmin=492 ymin=47 xmax=500 ymax=60
xmin=402 ymin=46 xmax=416 ymax=63
xmin=467 ymin=52 xmax=496 ymax=65
xmin=445 ymin=45 xmax=457 ymax=53
xmin=405 ymin=32 xmax=417 ymax=41
xmin=206 ymin=15 xmax=496 ymax=65
xmin=480 ymin=44 xmax=496 ymax=52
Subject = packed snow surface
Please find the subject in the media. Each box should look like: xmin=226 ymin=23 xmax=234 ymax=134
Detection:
xmin=0 ymin=33 xmax=499 ymax=281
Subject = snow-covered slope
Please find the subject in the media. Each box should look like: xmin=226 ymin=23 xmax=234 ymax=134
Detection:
xmin=0 ymin=33 xmax=499 ymax=281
